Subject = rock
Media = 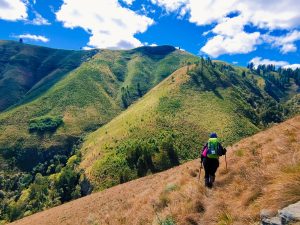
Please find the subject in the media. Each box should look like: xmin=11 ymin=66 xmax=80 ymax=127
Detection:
xmin=261 ymin=209 xmax=275 ymax=219
xmin=261 ymin=216 xmax=281 ymax=225
xmin=279 ymin=201 xmax=300 ymax=224
xmin=261 ymin=201 xmax=300 ymax=225
xmin=261 ymin=209 xmax=279 ymax=225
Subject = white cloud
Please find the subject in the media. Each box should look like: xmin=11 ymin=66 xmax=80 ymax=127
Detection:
xmin=250 ymin=57 xmax=289 ymax=68
xmin=154 ymin=0 xmax=300 ymax=30
xmin=201 ymin=15 xmax=261 ymax=57
xmin=188 ymin=0 xmax=238 ymax=26
xmin=0 ymin=0 xmax=27 ymax=21
xmin=14 ymin=34 xmax=49 ymax=42
xmin=150 ymin=0 xmax=187 ymax=12
xmin=122 ymin=0 xmax=135 ymax=5
xmin=283 ymin=64 xmax=300 ymax=70
xmin=82 ymin=46 xmax=94 ymax=50
xmin=263 ymin=30 xmax=300 ymax=54
xmin=56 ymin=0 xmax=154 ymax=49
xmin=250 ymin=57 xmax=300 ymax=70
xmin=27 ymin=11 xmax=51 ymax=25
xmin=151 ymin=0 xmax=300 ymax=57
xmin=201 ymin=31 xmax=260 ymax=57
xmin=212 ymin=15 xmax=246 ymax=37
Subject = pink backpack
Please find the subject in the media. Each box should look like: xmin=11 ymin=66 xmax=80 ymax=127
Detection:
xmin=202 ymin=146 xmax=208 ymax=157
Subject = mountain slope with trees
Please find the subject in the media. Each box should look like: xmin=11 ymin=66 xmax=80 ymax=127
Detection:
xmin=0 ymin=43 xmax=198 ymax=223
xmin=79 ymin=59 xmax=300 ymax=190
xmin=7 ymin=115 xmax=300 ymax=225
xmin=0 ymin=42 xmax=299 ymax=224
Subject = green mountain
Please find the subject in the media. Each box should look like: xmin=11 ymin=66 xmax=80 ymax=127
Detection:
xmin=0 ymin=42 xmax=299 ymax=224
xmin=0 ymin=40 xmax=97 ymax=111
xmin=0 ymin=43 xmax=198 ymax=170
xmin=79 ymin=59 xmax=300 ymax=190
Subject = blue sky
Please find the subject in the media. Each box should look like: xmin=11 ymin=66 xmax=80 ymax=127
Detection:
xmin=0 ymin=0 xmax=300 ymax=68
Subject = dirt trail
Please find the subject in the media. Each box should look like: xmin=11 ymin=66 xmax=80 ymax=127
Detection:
xmin=10 ymin=116 xmax=300 ymax=225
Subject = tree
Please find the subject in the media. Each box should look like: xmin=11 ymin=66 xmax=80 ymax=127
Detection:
xmin=247 ymin=62 xmax=254 ymax=71
xmin=28 ymin=173 xmax=49 ymax=212
xmin=137 ymin=83 xmax=142 ymax=97
xmin=55 ymin=168 xmax=79 ymax=202
xmin=19 ymin=38 xmax=23 ymax=44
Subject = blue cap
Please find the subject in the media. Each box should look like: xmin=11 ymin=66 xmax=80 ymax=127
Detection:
xmin=210 ymin=132 xmax=217 ymax=138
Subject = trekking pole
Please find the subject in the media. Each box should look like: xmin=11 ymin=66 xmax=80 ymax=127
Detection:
xmin=225 ymin=153 xmax=228 ymax=171
xmin=198 ymin=161 xmax=203 ymax=182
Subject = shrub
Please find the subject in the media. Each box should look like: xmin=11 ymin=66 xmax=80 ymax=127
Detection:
xmin=159 ymin=216 xmax=176 ymax=225
xmin=0 ymin=190 xmax=5 ymax=199
xmin=28 ymin=116 xmax=63 ymax=133
xmin=157 ymin=97 xmax=182 ymax=115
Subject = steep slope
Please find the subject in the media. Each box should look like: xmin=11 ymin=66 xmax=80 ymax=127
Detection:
xmin=1 ymin=43 xmax=299 ymax=224
xmin=0 ymin=45 xmax=197 ymax=171
xmin=0 ymin=40 xmax=96 ymax=111
xmin=78 ymin=59 xmax=298 ymax=190
xmin=9 ymin=115 xmax=300 ymax=225
xmin=0 ymin=44 xmax=198 ymax=223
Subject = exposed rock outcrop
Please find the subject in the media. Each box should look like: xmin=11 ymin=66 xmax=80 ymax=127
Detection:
xmin=261 ymin=201 xmax=300 ymax=225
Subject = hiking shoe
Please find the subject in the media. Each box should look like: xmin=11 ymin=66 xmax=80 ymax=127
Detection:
xmin=209 ymin=175 xmax=215 ymax=184
xmin=205 ymin=178 xmax=210 ymax=187
xmin=205 ymin=178 xmax=212 ymax=188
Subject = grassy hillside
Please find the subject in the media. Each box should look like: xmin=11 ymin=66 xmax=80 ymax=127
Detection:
xmin=0 ymin=45 xmax=197 ymax=170
xmin=8 ymin=115 xmax=300 ymax=225
xmin=79 ymin=59 xmax=296 ymax=190
xmin=0 ymin=43 xmax=299 ymax=224
xmin=0 ymin=44 xmax=198 ymax=223
xmin=0 ymin=40 xmax=96 ymax=111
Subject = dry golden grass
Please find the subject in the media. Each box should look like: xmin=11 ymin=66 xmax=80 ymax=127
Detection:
xmin=9 ymin=115 xmax=300 ymax=225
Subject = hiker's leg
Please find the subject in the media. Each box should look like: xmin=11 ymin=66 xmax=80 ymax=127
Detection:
xmin=209 ymin=159 xmax=219 ymax=186
xmin=202 ymin=158 xmax=210 ymax=187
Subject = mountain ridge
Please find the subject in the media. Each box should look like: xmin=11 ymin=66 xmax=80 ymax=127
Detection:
xmin=0 ymin=41 xmax=299 ymax=224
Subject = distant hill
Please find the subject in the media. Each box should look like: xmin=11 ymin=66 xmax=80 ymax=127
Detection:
xmin=0 ymin=40 xmax=97 ymax=111
xmin=8 ymin=115 xmax=300 ymax=225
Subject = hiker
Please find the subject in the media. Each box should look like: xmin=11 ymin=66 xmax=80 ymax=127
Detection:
xmin=200 ymin=132 xmax=226 ymax=188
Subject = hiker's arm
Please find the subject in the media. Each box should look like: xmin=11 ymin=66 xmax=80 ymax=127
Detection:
xmin=219 ymin=143 xmax=227 ymax=155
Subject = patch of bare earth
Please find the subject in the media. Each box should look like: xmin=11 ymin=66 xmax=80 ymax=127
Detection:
xmin=10 ymin=116 xmax=300 ymax=225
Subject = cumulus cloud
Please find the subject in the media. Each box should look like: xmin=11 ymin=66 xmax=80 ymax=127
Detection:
xmin=0 ymin=0 xmax=27 ymax=21
xmin=263 ymin=30 xmax=300 ymax=54
xmin=14 ymin=34 xmax=49 ymax=42
xmin=250 ymin=57 xmax=288 ymax=68
xmin=27 ymin=11 xmax=51 ymax=25
xmin=56 ymin=0 xmax=154 ymax=49
xmin=249 ymin=57 xmax=300 ymax=70
xmin=201 ymin=31 xmax=260 ymax=57
xmin=122 ymin=0 xmax=135 ymax=5
xmin=200 ymin=15 xmax=260 ymax=57
xmin=151 ymin=0 xmax=300 ymax=57
xmin=150 ymin=0 xmax=187 ymax=13
xmin=82 ymin=46 xmax=94 ymax=50
xmin=283 ymin=64 xmax=300 ymax=70
xmin=154 ymin=0 xmax=300 ymax=29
